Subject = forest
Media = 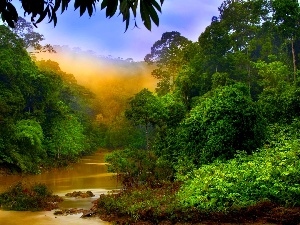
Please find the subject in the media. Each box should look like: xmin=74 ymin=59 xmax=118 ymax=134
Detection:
xmin=1 ymin=0 xmax=300 ymax=224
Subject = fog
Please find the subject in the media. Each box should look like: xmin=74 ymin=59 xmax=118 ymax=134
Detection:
xmin=36 ymin=46 xmax=157 ymax=122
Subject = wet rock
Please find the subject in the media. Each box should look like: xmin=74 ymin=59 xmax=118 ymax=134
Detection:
xmin=54 ymin=208 xmax=92 ymax=217
xmin=53 ymin=208 xmax=96 ymax=217
xmin=53 ymin=210 xmax=63 ymax=215
xmin=80 ymin=210 xmax=96 ymax=218
xmin=65 ymin=190 xmax=95 ymax=198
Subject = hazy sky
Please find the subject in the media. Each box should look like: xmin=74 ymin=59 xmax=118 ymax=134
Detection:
xmin=16 ymin=0 xmax=223 ymax=61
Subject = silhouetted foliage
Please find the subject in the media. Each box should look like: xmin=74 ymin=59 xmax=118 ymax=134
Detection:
xmin=0 ymin=0 xmax=164 ymax=31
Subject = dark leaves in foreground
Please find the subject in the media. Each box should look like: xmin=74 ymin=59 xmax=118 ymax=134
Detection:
xmin=0 ymin=0 xmax=164 ymax=31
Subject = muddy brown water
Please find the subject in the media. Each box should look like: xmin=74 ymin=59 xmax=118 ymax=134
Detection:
xmin=0 ymin=150 xmax=119 ymax=225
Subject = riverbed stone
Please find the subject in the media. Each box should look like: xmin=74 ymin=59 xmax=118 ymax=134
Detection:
xmin=65 ymin=190 xmax=95 ymax=198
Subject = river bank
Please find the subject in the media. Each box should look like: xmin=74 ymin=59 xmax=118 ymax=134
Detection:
xmin=1 ymin=178 xmax=300 ymax=225
xmin=95 ymin=205 xmax=300 ymax=225
xmin=1 ymin=149 xmax=300 ymax=225
xmin=0 ymin=150 xmax=118 ymax=225
xmin=91 ymin=183 xmax=300 ymax=225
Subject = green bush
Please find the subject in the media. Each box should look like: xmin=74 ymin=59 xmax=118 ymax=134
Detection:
xmin=9 ymin=119 xmax=46 ymax=173
xmin=258 ymin=83 xmax=300 ymax=123
xmin=96 ymin=183 xmax=181 ymax=223
xmin=104 ymin=118 xmax=146 ymax=149
xmin=177 ymin=138 xmax=300 ymax=212
xmin=0 ymin=182 xmax=63 ymax=211
xmin=179 ymin=83 xmax=266 ymax=165
xmin=105 ymin=148 xmax=173 ymax=188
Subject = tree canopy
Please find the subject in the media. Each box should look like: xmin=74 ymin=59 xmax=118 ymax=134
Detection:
xmin=0 ymin=0 xmax=164 ymax=31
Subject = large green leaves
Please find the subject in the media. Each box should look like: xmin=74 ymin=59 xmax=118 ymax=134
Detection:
xmin=14 ymin=119 xmax=44 ymax=150
xmin=0 ymin=1 xmax=18 ymax=28
xmin=101 ymin=0 xmax=163 ymax=31
xmin=140 ymin=0 xmax=161 ymax=30
xmin=178 ymin=138 xmax=300 ymax=211
xmin=0 ymin=0 xmax=163 ymax=31
xmin=74 ymin=0 xmax=97 ymax=17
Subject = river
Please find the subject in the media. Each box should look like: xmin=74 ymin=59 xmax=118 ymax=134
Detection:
xmin=0 ymin=150 xmax=119 ymax=225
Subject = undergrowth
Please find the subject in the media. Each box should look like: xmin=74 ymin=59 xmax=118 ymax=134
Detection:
xmin=177 ymin=124 xmax=300 ymax=212
xmin=0 ymin=182 xmax=63 ymax=211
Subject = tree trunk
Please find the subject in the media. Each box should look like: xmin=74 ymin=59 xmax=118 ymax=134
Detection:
xmin=291 ymin=38 xmax=297 ymax=82
xmin=246 ymin=48 xmax=251 ymax=96
xmin=145 ymin=123 xmax=149 ymax=150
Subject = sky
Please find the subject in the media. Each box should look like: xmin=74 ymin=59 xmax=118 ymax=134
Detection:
xmin=14 ymin=0 xmax=223 ymax=61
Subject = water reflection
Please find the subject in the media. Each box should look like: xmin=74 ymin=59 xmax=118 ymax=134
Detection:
xmin=0 ymin=210 xmax=111 ymax=225
xmin=0 ymin=150 xmax=119 ymax=225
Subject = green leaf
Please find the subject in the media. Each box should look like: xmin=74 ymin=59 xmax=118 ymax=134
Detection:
xmin=61 ymin=0 xmax=71 ymax=13
xmin=80 ymin=4 xmax=87 ymax=16
xmin=146 ymin=2 xmax=159 ymax=26
xmin=125 ymin=10 xmax=130 ymax=31
xmin=87 ymin=4 xmax=93 ymax=17
xmin=132 ymin=2 xmax=137 ymax=17
xmin=53 ymin=0 xmax=61 ymax=12
xmin=6 ymin=2 xmax=18 ymax=21
xmin=47 ymin=6 xmax=52 ymax=18
xmin=6 ymin=19 xmax=15 ymax=28
xmin=140 ymin=1 xmax=152 ymax=30
xmin=48 ymin=7 xmax=58 ymax=26
xmin=101 ymin=0 xmax=108 ymax=10
xmin=106 ymin=0 xmax=118 ymax=18
xmin=120 ymin=0 xmax=127 ymax=13
xmin=0 ymin=0 xmax=5 ymax=11
xmin=74 ymin=0 xmax=80 ymax=10
xmin=36 ymin=5 xmax=48 ymax=24
xmin=149 ymin=0 xmax=161 ymax=12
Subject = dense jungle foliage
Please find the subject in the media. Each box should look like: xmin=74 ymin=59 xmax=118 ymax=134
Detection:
xmin=0 ymin=182 xmax=62 ymax=211
xmin=0 ymin=24 xmax=104 ymax=173
xmin=101 ymin=0 xmax=300 ymax=222
xmin=2 ymin=0 xmax=300 ymax=222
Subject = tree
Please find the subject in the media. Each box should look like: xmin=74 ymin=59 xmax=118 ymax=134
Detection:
xmin=271 ymin=0 xmax=300 ymax=81
xmin=253 ymin=59 xmax=290 ymax=89
xmin=179 ymin=83 xmax=266 ymax=165
xmin=198 ymin=18 xmax=231 ymax=74
xmin=0 ymin=23 xmax=104 ymax=171
xmin=145 ymin=31 xmax=192 ymax=95
xmin=125 ymin=88 xmax=163 ymax=150
xmin=0 ymin=0 xmax=164 ymax=31
xmin=13 ymin=119 xmax=45 ymax=172
xmin=11 ymin=17 xmax=55 ymax=54
xmin=256 ymin=59 xmax=300 ymax=123
xmin=217 ymin=0 xmax=271 ymax=89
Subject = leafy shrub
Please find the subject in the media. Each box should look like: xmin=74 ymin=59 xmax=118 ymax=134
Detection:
xmin=9 ymin=119 xmax=46 ymax=173
xmin=178 ymin=83 xmax=266 ymax=165
xmin=96 ymin=183 xmax=181 ymax=223
xmin=105 ymin=148 xmax=173 ymax=188
xmin=0 ymin=182 xmax=62 ymax=211
xmin=177 ymin=138 xmax=300 ymax=212
xmin=104 ymin=117 xmax=146 ymax=149
xmin=45 ymin=115 xmax=86 ymax=160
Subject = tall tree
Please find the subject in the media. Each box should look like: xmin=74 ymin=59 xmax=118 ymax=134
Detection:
xmin=271 ymin=0 xmax=300 ymax=81
xmin=179 ymin=83 xmax=266 ymax=165
xmin=125 ymin=88 xmax=163 ymax=150
xmin=11 ymin=17 xmax=55 ymax=54
xmin=145 ymin=31 xmax=192 ymax=95
xmin=218 ymin=0 xmax=270 ymax=85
